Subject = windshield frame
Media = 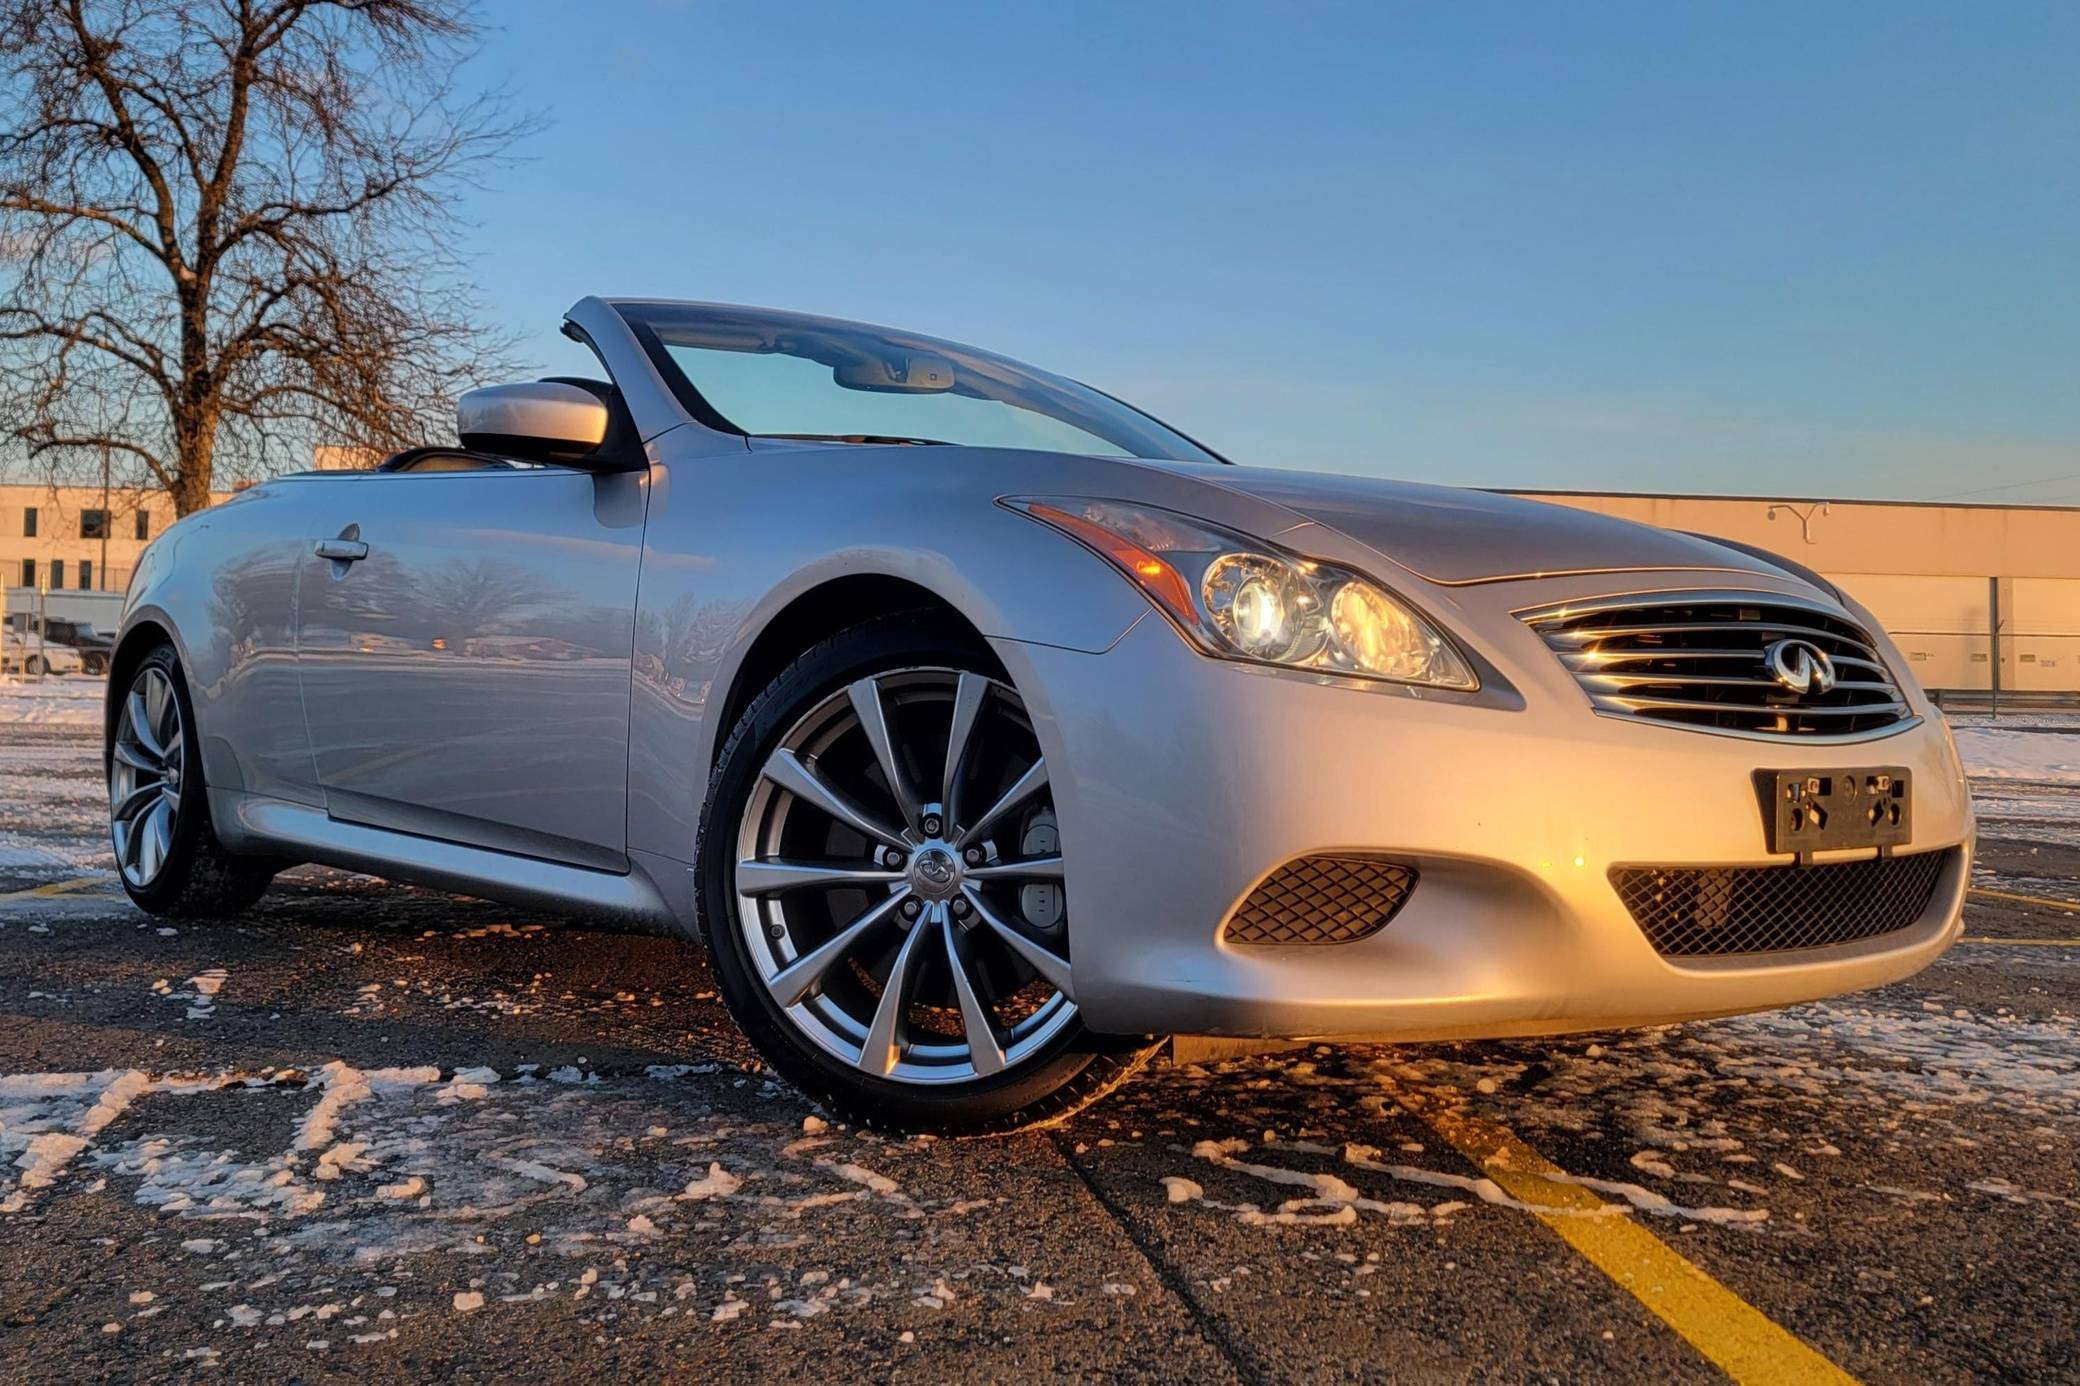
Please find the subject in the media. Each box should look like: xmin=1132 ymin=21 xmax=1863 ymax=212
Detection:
xmin=614 ymin=301 xmax=1228 ymax=465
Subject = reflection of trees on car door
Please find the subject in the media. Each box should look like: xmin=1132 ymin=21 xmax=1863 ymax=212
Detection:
xmin=293 ymin=468 xmax=648 ymax=870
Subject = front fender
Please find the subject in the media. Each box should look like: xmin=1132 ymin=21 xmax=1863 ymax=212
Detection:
xmin=623 ymin=439 xmax=1208 ymax=866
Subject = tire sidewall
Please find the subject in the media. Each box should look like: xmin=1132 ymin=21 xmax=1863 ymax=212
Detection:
xmin=696 ymin=617 xmax=1128 ymax=1133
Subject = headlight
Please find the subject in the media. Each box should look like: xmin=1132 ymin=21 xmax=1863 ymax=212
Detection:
xmin=1007 ymin=497 xmax=1478 ymax=691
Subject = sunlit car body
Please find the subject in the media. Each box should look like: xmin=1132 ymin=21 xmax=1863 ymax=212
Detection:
xmin=106 ymin=297 xmax=1973 ymax=1131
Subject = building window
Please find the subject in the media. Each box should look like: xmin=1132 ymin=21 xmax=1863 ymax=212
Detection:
xmin=79 ymin=560 xmax=92 ymax=590
xmin=50 ymin=560 xmax=64 ymax=590
xmin=22 ymin=507 xmax=35 ymax=538
xmin=19 ymin=559 xmax=33 ymax=589
xmin=135 ymin=510 xmax=151 ymax=541
xmin=81 ymin=509 xmax=109 ymax=540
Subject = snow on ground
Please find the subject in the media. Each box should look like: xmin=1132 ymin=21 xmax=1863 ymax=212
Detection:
xmin=6 ymin=978 xmax=2066 ymax=1274
xmin=0 ymin=675 xmax=102 ymax=728
xmin=1950 ymin=722 xmax=2080 ymax=784
xmin=0 ymin=735 xmax=113 ymax=872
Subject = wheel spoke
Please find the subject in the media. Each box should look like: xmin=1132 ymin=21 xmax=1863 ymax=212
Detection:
xmin=765 ymin=889 xmax=910 ymax=1008
xmin=127 ymin=690 xmax=164 ymax=761
xmin=763 ymin=748 xmax=906 ymax=849
xmin=113 ymin=740 xmax=157 ymax=773
xmin=112 ymin=780 xmax=160 ymax=823
xmin=941 ymin=912 xmax=1006 ymax=1076
xmin=964 ymin=887 xmax=1074 ymax=999
xmin=940 ymin=673 xmax=988 ymax=831
xmin=139 ymin=801 xmax=171 ymax=880
xmin=858 ymin=907 xmax=932 ymax=1075
xmin=963 ymin=855 xmax=1065 ymax=882
xmin=113 ymin=819 xmax=136 ymax=872
xmin=736 ymin=858 xmax=903 ymax=897
xmin=848 ymin=678 xmax=921 ymax=835
xmin=149 ymin=673 xmax=177 ymax=746
xmin=956 ymin=760 xmax=1049 ymax=849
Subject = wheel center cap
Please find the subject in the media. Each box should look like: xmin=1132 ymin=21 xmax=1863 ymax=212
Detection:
xmin=909 ymin=846 xmax=961 ymax=899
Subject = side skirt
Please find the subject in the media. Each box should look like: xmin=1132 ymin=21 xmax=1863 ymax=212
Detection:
xmin=213 ymin=790 xmax=694 ymax=936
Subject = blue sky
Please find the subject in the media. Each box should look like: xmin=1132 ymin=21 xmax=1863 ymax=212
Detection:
xmin=467 ymin=1 xmax=2080 ymax=502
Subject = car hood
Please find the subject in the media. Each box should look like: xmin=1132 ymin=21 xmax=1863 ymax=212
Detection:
xmin=1182 ymin=465 xmax=1789 ymax=587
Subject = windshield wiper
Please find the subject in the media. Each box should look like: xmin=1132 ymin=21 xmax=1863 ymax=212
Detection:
xmin=756 ymin=432 xmax=954 ymax=447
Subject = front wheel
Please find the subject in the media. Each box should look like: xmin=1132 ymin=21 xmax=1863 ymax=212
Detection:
xmin=696 ymin=616 xmax=1156 ymax=1135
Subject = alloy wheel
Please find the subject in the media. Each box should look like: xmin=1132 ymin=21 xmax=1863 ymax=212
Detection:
xmin=110 ymin=664 xmax=185 ymax=888
xmin=734 ymin=668 xmax=1076 ymax=1085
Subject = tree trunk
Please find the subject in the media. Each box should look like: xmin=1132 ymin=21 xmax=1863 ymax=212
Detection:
xmin=171 ymin=413 xmax=216 ymax=516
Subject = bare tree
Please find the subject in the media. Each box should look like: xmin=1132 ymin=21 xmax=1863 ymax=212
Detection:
xmin=0 ymin=0 xmax=529 ymax=514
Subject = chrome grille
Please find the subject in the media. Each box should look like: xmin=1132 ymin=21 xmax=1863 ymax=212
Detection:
xmin=1224 ymin=857 xmax=1418 ymax=945
xmin=1521 ymin=591 xmax=1912 ymax=738
xmin=1611 ymin=850 xmax=1950 ymax=958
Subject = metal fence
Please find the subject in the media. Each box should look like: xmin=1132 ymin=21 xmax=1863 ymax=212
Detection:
xmin=1831 ymin=573 xmax=2078 ymax=712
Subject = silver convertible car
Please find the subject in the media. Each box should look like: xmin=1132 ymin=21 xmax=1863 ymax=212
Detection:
xmin=107 ymin=297 xmax=1974 ymax=1132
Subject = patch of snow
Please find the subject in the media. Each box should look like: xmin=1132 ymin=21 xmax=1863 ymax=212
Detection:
xmin=679 ymin=1163 xmax=741 ymax=1201
xmin=0 ymin=677 xmax=103 ymax=727
xmin=1953 ymin=725 xmax=2080 ymax=784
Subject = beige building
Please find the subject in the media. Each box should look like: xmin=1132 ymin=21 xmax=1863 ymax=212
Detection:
xmin=1 ymin=481 xmax=231 ymax=598
xmin=312 ymin=446 xmax=383 ymax=471
xmin=1512 ymin=491 xmax=2078 ymax=695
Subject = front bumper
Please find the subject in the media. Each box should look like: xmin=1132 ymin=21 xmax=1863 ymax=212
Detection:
xmin=995 ymin=604 xmax=1974 ymax=1042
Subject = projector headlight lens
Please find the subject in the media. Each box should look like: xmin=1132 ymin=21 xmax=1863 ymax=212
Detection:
xmin=1007 ymin=497 xmax=1477 ymax=691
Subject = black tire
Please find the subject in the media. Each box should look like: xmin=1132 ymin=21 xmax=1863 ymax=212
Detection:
xmin=26 ymin=655 xmax=48 ymax=676
xmin=110 ymin=644 xmax=278 ymax=918
xmin=696 ymin=613 xmax=1158 ymax=1136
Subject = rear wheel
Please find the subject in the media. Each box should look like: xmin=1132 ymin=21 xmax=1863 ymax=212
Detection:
xmin=109 ymin=645 xmax=278 ymax=917
xmin=697 ymin=616 xmax=1156 ymax=1135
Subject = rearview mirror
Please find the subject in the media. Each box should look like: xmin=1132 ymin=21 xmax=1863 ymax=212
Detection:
xmin=457 ymin=382 xmax=609 ymax=463
xmin=833 ymin=353 xmax=956 ymax=394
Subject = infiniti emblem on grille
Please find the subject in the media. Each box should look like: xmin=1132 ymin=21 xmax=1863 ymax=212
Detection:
xmin=1764 ymin=638 xmax=1837 ymax=695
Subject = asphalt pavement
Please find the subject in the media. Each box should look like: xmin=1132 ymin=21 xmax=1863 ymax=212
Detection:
xmin=0 ymin=726 xmax=2073 ymax=1384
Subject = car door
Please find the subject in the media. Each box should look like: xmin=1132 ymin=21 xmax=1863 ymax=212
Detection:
xmin=294 ymin=464 xmax=649 ymax=871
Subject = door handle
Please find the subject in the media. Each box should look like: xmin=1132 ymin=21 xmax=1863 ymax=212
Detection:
xmin=314 ymin=538 xmax=369 ymax=562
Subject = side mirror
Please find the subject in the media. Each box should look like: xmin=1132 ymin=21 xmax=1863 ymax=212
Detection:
xmin=457 ymin=382 xmax=610 ymax=463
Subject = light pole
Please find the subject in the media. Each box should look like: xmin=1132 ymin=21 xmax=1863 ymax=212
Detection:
xmin=99 ymin=440 xmax=111 ymax=590
xmin=1765 ymin=501 xmax=1830 ymax=545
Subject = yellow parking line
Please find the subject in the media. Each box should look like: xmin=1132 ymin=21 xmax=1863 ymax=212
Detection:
xmin=1386 ymin=1075 xmax=1860 ymax=1386
xmin=1959 ymin=935 xmax=2080 ymax=948
xmin=1969 ymin=887 xmax=2080 ymax=911
xmin=0 ymin=875 xmax=109 ymax=903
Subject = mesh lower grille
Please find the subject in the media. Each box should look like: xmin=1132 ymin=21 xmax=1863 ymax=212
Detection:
xmin=1611 ymin=850 xmax=1949 ymax=958
xmin=1225 ymin=857 xmax=1418 ymax=946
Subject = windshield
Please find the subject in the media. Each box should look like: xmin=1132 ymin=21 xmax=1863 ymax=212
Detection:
xmin=616 ymin=302 xmax=1221 ymax=463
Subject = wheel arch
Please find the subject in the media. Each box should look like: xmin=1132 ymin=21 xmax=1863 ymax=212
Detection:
xmin=105 ymin=614 xmax=180 ymax=759
xmin=709 ymin=574 xmax=1002 ymax=767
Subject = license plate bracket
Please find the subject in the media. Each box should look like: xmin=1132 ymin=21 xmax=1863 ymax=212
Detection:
xmin=1757 ymin=767 xmax=1912 ymax=862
